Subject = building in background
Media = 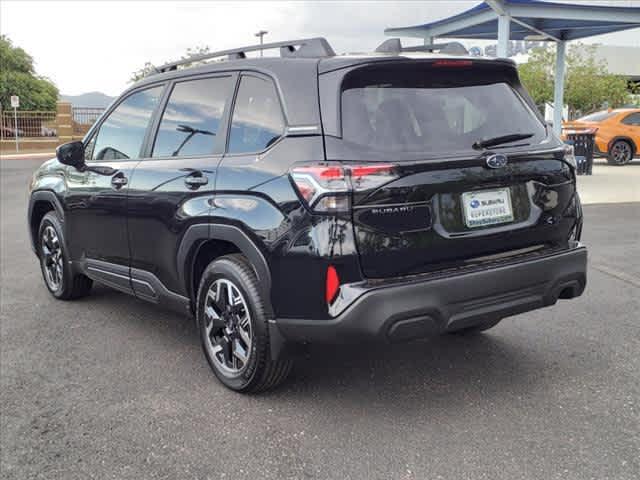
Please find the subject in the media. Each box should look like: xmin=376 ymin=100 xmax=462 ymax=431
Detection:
xmin=575 ymin=44 xmax=640 ymax=88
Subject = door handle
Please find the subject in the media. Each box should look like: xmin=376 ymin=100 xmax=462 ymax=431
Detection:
xmin=111 ymin=174 xmax=128 ymax=188
xmin=184 ymin=172 xmax=208 ymax=189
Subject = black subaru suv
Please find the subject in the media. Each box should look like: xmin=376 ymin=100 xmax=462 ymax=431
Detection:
xmin=28 ymin=38 xmax=587 ymax=392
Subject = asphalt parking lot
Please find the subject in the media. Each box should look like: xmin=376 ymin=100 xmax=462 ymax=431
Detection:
xmin=1 ymin=158 xmax=639 ymax=480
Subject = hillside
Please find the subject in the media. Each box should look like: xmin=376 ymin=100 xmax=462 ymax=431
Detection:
xmin=59 ymin=91 xmax=114 ymax=108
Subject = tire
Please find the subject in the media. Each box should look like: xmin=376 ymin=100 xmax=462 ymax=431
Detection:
xmin=446 ymin=318 xmax=502 ymax=336
xmin=607 ymin=140 xmax=634 ymax=165
xmin=38 ymin=212 xmax=92 ymax=300
xmin=196 ymin=254 xmax=292 ymax=393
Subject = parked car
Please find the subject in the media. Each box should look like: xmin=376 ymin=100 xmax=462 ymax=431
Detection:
xmin=562 ymin=108 xmax=640 ymax=165
xmin=28 ymin=38 xmax=587 ymax=393
xmin=40 ymin=125 xmax=57 ymax=137
xmin=1 ymin=125 xmax=25 ymax=138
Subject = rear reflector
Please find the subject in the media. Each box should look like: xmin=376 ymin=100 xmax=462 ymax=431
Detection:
xmin=326 ymin=265 xmax=340 ymax=304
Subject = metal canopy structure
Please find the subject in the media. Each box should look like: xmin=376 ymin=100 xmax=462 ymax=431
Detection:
xmin=385 ymin=0 xmax=640 ymax=134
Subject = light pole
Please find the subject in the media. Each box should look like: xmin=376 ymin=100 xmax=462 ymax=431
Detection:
xmin=254 ymin=30 xmax=268 ymax=57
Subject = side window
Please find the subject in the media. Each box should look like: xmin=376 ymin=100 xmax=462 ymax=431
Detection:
xmin=91 ymin=86 xmax=162 ymax=161
xmin=152 ymin=76 xmax=234 ymax=157
xmin=622 ymin=113 xmax=640 ymax=126
xmin=228 ymin=76 xmax=284 ymax=154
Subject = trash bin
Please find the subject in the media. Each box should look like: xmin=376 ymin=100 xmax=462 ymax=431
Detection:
xmin=564 ymin=131 xmax=595 ymax=175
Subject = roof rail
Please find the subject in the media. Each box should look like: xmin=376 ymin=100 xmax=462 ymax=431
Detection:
xmin=375 ymin=38 xmax=468 ymax=55
xmin=155 ymin=37 xmax=335 ymax=73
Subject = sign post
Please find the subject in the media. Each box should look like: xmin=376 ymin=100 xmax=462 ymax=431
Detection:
xmin=10 ymin=95 xmax=20 ymax=152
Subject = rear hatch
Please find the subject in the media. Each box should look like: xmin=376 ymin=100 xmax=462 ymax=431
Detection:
xmin=320 ymin=58 xmax=579 ymax=278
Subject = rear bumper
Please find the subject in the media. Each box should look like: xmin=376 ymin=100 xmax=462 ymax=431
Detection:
xmin=274 ymin=245 xmax=587 ymax=344
xmin=594 ymin=138 xmax=608 ymax=156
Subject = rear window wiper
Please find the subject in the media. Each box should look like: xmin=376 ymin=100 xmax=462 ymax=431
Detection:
xmin=472 ymin=133 xmax=535 ymax=150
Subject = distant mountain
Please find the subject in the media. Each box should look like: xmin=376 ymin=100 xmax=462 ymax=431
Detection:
xmin=59 ymin=91 xmax=115 ymax=108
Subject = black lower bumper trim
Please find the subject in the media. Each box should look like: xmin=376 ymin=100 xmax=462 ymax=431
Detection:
xmin=275 ymin=246 xmax=587 ymax=344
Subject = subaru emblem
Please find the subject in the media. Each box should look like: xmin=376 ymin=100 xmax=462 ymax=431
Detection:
xmin=486 ymin=154 xmax=508 ymax=169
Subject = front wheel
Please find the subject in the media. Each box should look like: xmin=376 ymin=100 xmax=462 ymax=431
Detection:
xmin=38 ymin=212 xmax=92 ymax=300
xmin=196 ymin=254 xmax=292 ymax=393
xmin=607 ymin=140 xmax=634 ymax=165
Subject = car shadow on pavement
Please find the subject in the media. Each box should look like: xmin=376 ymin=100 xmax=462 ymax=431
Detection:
xmin=85 ymin=284 xmax=547 ymax=408
xmin=276 ymin=332 xmax=546 ymax=408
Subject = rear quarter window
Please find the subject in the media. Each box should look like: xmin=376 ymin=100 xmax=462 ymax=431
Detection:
xmin=621 ymin=112 xmax=640 ymax=126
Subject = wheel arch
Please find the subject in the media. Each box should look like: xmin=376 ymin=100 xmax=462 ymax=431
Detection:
xmin=28 ymin=191 xmax=65 ymax=255
xmin=178 ymin=224 xmax=272 ymax=309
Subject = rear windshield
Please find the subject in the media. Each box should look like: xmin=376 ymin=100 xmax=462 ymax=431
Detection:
xmin=578 ymin=110 xmax=616 ymax=122
xmin=341 ymin=66 xmax=546 ymax=155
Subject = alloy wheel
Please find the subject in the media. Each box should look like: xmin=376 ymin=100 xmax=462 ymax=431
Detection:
xmin=203 ymin=278 xmax=253 ymax=377
xmin=41 ymin=225 xmax=63 ymax=291
xmin=611 ymin=141 xmax=632 ymax=164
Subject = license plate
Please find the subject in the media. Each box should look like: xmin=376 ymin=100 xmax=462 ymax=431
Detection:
xmin=461 ymin=188 xmax=514 ymax=228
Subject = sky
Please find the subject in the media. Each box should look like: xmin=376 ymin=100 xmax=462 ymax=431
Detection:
xmin=1 ymin=0 xmax=639 ymax=96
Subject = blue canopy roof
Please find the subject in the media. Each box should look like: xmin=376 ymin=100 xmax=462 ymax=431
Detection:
xmin=386 ymin=0 xmax=640 ymax=41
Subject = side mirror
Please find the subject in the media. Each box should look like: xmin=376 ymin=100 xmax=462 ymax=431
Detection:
xmin=56 ymin=141 xmax=85 ymax=170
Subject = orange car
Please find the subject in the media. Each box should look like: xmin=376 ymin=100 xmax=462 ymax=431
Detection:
xmin=562 ymin=108 xmax=640 ymax=165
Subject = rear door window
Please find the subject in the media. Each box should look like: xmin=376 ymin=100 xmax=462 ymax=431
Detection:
xmin=227 ymin=75 xmax=284 ymax=154
xmin=152 ymin=76 xmax=235 ymax=157
xmin=341 ymin=65 xmax=546 ymax=155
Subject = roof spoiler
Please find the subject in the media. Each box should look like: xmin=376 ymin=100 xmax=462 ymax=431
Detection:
xmin=375 ymin=38 xmax=468 ymax=55
xmin=154 ymin=37 xmax=335 ymax=74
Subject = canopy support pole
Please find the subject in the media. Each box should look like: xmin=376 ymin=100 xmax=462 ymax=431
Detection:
xmin=553 ymin=40 xmax=567 ymax=136
xmin=423 ymin=36 xmax=434 ymax=46
xmin=497 ymin=14 xmax=510 ymax=57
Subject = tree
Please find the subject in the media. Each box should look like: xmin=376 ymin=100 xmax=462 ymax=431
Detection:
xmin=130 ymin=46 xmax=211 ymax=83
xmin=517 ymin=46 xmax=554 ymax=110
xmin=518 ymin=43 xmax=633 ymax=118
xmin=0 ymin=35 xmax=58 ymax=110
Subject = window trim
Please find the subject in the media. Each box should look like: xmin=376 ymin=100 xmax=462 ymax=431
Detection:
xmin=144 ymin=72 xmax=239 ymax=161
xmin=223 ymin=71 xmax=288 ymax=157
xmin=83 ymin=82 xmax=168 ymax=164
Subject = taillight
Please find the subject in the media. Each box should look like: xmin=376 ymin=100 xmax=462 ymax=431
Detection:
xmin=350 ymin=164 xmax=397 ymax=191
xmin=563 ymin=127 xmax=598 ymax=135
xmin=290 ymin=163 xmax=398 ymax=212
xmin=563 ymin=144 xmax=577 ymax=169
